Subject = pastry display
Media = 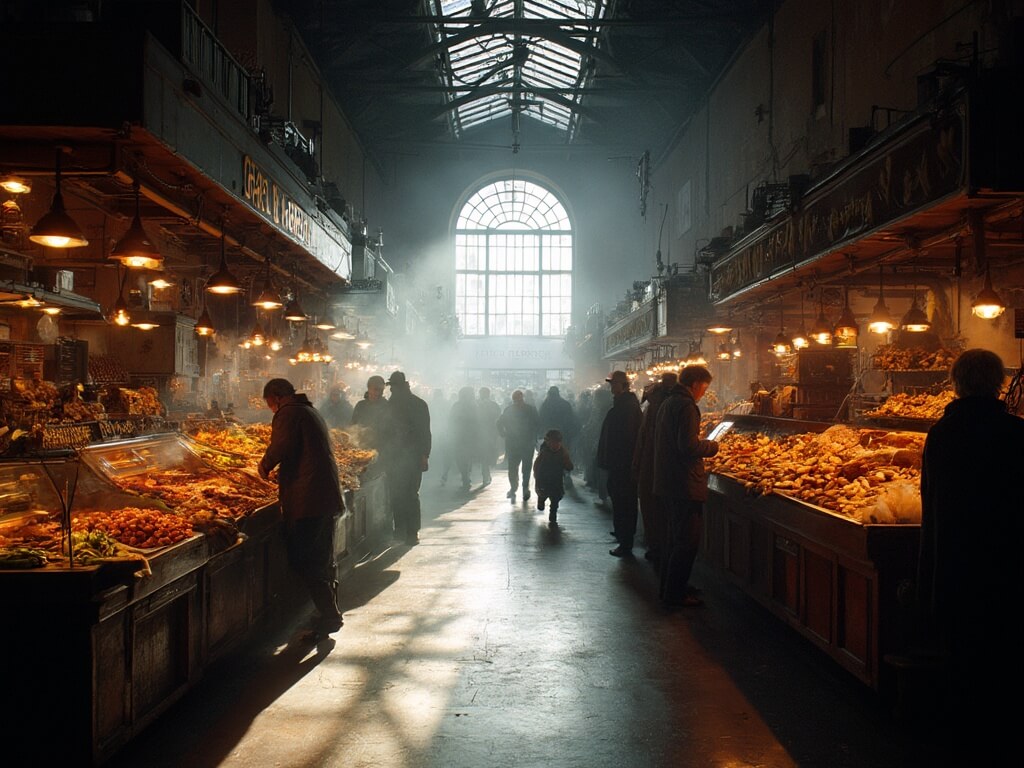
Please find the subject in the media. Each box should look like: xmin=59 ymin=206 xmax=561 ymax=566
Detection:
xmin=708 ymin=424 xmax=923 ymax=524
xmin=863 ymin=390 xmax=954 ymax=421
xmin=871 ymin=344 xmax=955 ymax=370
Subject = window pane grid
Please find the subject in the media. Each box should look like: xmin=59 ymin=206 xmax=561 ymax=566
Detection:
xmin=455 ymin=180 xmax=572 ymax=338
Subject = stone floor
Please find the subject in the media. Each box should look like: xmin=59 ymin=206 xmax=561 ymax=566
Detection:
xmin=107 ymin=471 xmax=951 ymax=768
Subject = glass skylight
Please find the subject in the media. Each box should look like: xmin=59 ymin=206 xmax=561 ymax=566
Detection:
xmin=430 ymin=0 xmax=607 ymax=139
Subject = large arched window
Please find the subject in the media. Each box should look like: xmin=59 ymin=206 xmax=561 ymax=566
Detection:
xmin=455 ymin=179 xmax=572 ymax=337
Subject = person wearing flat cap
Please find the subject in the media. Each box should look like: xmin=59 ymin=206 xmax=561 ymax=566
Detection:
xmin=350 ymin=374 xmax=392 ymax=478
xmin=385 ymin=371 xmax=431 ymax=545
xmin=597 ymin=371 xmax=643 ymax=557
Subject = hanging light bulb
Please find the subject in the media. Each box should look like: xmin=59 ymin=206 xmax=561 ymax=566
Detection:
xmin=772 ymin=300 xmax=792 ymax=356
xmin=252 ymin=259 xmax=282 ymax=310
xmin=195 ymin=305 xmax=215 ymax=336
xmin=149 ymin=277 xmax=174 ymax=290
xmin=868 ymin=267 xmax=894 ymax=334
xmin=833 ymin=287 xmax=859 ymax=348
xmin=131 ymin=320 xmax=160 ymax=331
xmin=971 ymin=265 xmax=1006 ymax=319
xmin=811 ymin=291 xmax=833 ymax=345
xmin=206 ymin=230 xmax=241 ymax=295
xmin=900 ymin=288 xmax=931 ymax=332
xmin=110 ymin=179 xmax=163 ymax=269
xmin=0 ymin=174 xmax=31 ymax=195
xmin=716 ymin=342 xmax=732 ymax=361
xmin=707 ymin=320 xmax=733 ymax=335
xmin=249 ymin=321 xmax=266 ymax=346
xmin=731 ymin=331 xmax=743 ymax=359
xmin=29 ymin=147 xmax=88 ymax=248
xmin=791 ymin=289 xmax=809 ymax=349
xmin=283 ymin=296 xmax=307 ymax=322
xmin=315 ymin=315 xmax=336 ymax=331
xmin=41 ymin=306 xmax=62 ymax=316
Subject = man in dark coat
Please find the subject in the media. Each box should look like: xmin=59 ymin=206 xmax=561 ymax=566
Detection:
xmin=350 ymin=374 xmax=391 ymax=478
xmin=319 ymin=386 xmax=353 ymax=429
xmin=448 ymin=385 xmax=481 ymax=492
xmin=598 ymin=370 xmax=643 ymax=557
xmin=653 ymin=365 xmax=718 ymax=608
xmin=258 ymin=377 xmax=344 ymax=637
xmin=386 ymin=371 xmax=431 ymax=545
xmin=477 ymin=386 xmax=502 ymax=485
xmin=538 ymin=385 xmax=580 ymax=487
xmin=497 ymin=389 xmax=540 ymax=504
xmin=916 ymin=348 xmax=1024 ymax=758
xmin=632 ymin=371 xmax=678 ymax=565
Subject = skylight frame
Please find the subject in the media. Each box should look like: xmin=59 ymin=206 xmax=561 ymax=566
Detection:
xmin=431 ymin=0 xmax=607 ymax=138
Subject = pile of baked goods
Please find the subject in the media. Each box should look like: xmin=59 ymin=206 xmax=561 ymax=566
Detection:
xmin=707 ymin=424 xmax=923 ymax=524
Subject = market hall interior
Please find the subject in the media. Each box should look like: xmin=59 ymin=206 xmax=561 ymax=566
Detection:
xmin=105 ymin=479 xmax=947 ymax=768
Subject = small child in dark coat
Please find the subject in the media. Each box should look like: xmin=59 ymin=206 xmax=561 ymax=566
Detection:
xmin=533 ymin=429 xmax=574 ymax=524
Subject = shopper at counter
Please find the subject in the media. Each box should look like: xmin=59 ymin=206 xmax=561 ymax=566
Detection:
xmin=653 ymin=365 xmax=718 ymax=609
xmin=258 ymin=378 xmax=345 ymax=639
xmin=632 ymin=371 xmax=678 ymax=566
xmin=320 ymin=386 xmax=353 ymax=429
xmin=385 ymin=371 xmax=431 ymax=545
xmin=916 ymin=348 xmax=1024 ymax=755
xmin=350 ymin=375 xmax=392 ymax=476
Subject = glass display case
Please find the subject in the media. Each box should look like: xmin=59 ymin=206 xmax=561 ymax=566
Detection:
xmin=703 ymin=412 xmax=921 ymax=692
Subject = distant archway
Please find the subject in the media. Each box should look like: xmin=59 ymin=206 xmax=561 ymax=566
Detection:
xmin=454 ymin=178 xmax=573 ymax=338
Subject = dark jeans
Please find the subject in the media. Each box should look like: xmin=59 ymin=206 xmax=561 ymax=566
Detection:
xmin=659 ymin=498 xmax=703 ymax=604
xmin=285 ymin=515 xmax=341 ymax=623
xmin=389 ymin=460 xmax=424 ymax=538
xmin=505 ymin=443 xmax=534 ymax=493
xmin=607 ymin=471 xmax=639 ymax=548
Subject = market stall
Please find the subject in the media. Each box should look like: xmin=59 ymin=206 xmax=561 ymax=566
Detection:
xmin=703 ymin=413 xmax=929 ymax=691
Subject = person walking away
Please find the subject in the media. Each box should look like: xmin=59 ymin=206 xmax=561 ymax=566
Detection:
xmin=319 ymin=386 xmax=353 ymax=430
xmin=448 ymin=385 xmax=481 ymax=492
xmin=496 ymin=389 xmax=539 ymax=504
xmin=653 ymin=366 xmax=718 ymax=608
xmin=533 ymin=429 xmax=574 ymax=525
xmin=538 ymin=385 xmax=580 ymax=488
xmin=914 ymin=348 xmax=1024 ymax=761
xmin=632 ymin=371 xmax=678 ymax=566
xmin=583 ymin=387 xmax=613 ymax=500
xmin=385 ymin=371 xmax=431 ymax=545
xmin=598 ymin=370 xmax=643 ymax=557
xmin=477 ymin=386 xmax=501 ymax=485
xmin=257 ymin=378 xmax=344 ymax=639
xmin=349 ymin=375 xmax=392 ymax=479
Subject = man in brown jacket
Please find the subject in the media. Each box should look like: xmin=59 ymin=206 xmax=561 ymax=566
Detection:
xmin=259 ymin=378 xmax=345 ymax=638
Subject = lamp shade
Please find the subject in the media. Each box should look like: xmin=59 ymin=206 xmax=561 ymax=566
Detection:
xmin=30 ymin=151 xmax=88 ymax=248
xmin=811 ymin=309 xmax=832 ymax=345
xmin=707 ymin=322 xmax=732 ymax=335
xmin=30 ymin=189 xmax=89 ymax=248
xmin=195 ymin=306 xmax=215 ymax=336
xmin=900 ymin=301 xmax=931 ymax=332
xmin=833 ymin=294 xmax=859 ymax=349
xmin=772 ymin=330 xmax=793 ymax=356
xmin=110 ymin=183 xmax=162 ymax=269
xmin=0 ymin=175 xmax=31 ymax=194
xmin=283 ymin=296 xmax=307 ymax=322
xmin=206 ymin=234 xmax=241 ymax=295
xmin=252 ymin=261 xmax=282 ymax=310
xmin=971 ymin=266 xmax=1006 ymax=319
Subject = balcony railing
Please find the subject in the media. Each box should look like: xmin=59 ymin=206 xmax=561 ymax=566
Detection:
xmin=181 ymin=3 xmax=250 ymax=120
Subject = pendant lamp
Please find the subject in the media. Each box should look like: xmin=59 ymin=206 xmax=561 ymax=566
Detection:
xmin=811 ymin=291 xmax=833 ymax=345
xmin=833 ymin=288 xmax=859 ymax=348
xmin=109 ymin=268 xmax=130 ymax=327
xmin=206 ymin=231 xmax=241 ymax=295
xmin=867 ymin=267 xmax=894 ymax=334
xmin=731 ymin=331 xmax=743 ymax=359
xmin=110 ymin=179 xmax=163 ymax=269
xmin=900 ymin=288 xmax=931 ymax=332
xmin=195 ymin=304 xmax=215 ymax=336
xmin=252 ymin=259 xmax=282 ymax=310
xmin=791 ymin=290 xmax=809 ymax=349
xmin=29 ymin=148 xmax=89 ymax=248
xmin=971 ymin=265 xmax=1006 ymax=319
xmin=772 ymin=302 xmax=793 ymax=356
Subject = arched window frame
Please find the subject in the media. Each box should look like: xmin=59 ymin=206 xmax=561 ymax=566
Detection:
xmin=454 ymin=178 xmax=573 ymax=338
